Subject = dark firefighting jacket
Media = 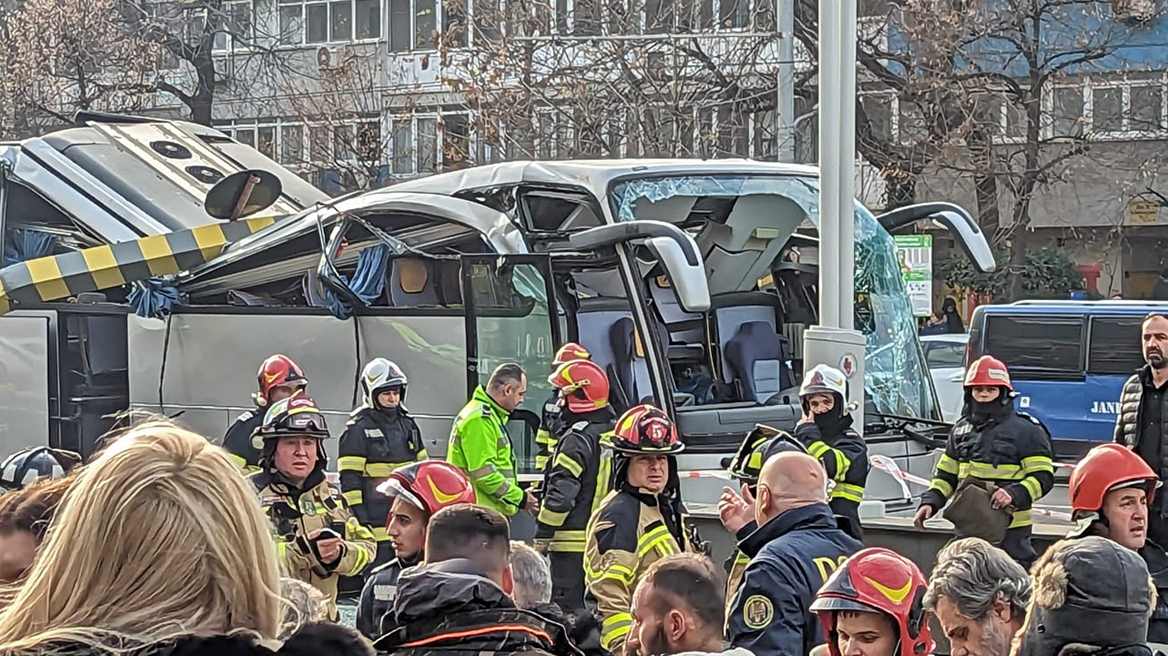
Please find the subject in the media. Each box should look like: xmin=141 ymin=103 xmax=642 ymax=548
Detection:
xmin=373 ymin=558 xmax=580 ymax=656
xmin=794 ymin=416 xmax=869 ymax=532
xmin=727 ymin=504 xmax=863 ymax=656
xmin=920 ymin=401 xmax=1055 ymax=530
xmin=356 ymin=550 xmax=422 ymax=640
xmin=223 ymin=408 xmax=264 ymax=474
xmin=535 ymin=408 xmax=615 ymax=554
xmin=535 ymin=391 xmax=566 ymax=476
xmin=338 ymin=407 xmax=426 ymax=543
xmin=584 ymin=461 xmax=694 ymax=655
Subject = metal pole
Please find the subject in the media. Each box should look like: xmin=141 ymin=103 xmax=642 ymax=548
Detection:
xmin=838 ymin=0 xmax=857 ymax=329
xmin=776 ymin=0 xmax=795 ymax=162
xmin=817 ymin=0 xmax=841 ymax=328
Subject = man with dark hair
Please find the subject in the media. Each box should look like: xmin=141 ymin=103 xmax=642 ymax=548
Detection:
xmin=629 ymin=553 xmax=752 ymax=656
xmin=448 ymin=363 xmax=538 ymax=517
xmin=374 ymin=504 xmax=576 ymax=656
xmin=1115 ymin=312 xmax=1168 ymax=544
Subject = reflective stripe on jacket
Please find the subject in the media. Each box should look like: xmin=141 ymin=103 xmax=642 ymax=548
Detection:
xmin=447 ymin=386 xmax=524 ymax=516
xmin=338 ymin=407 xmax=427 ymax=541
xmin=536 ymin=416 xmax=615 ymax=553
xmin=921 ymin=404 xmax=1054 ymax=529
xmin=585 ymin=488 xmax=693 ymax=655
xmin=252 ymin=470 xmax=376 ymax=619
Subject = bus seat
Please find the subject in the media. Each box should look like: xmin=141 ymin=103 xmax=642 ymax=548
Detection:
xmin=389 ymin=258 xmax=440 ymax=306
xmin=709 ymin=292 xmax=782 ymax=385
xmin=610 ymin=316 xmax=653 ymax=409
xmin=649 ymin=275 xmax=702 ymax=344
xmin=725 ymin=321 xmax=792 ymax=402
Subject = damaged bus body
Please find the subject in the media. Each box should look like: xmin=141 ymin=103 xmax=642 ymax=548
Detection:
xmin=0 ymin=116 xmax=997 ymax=517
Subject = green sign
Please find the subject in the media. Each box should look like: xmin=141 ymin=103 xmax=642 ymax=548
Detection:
xmin=894 ymin=234 xmax=932 ymax=317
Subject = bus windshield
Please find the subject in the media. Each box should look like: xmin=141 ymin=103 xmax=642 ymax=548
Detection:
xmin=610 ymin=174 xmax=940 ymax=422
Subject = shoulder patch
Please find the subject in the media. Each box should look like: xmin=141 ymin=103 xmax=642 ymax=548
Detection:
xmin=373 ymin=584 xmax=398 ymax=602
xmin=743 ymin=594 xmax=774 ymax=629
xmin=571 ymin=421 xmax=589 ymax=431
xmin=236 ymin=410 xmax=255 ymax=422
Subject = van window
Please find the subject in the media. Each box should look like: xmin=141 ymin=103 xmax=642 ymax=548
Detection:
xmin=1088 ymin=316 xmax=1145 ymax=376
xmin=984 ymin=315 xmax=1083 ymax=377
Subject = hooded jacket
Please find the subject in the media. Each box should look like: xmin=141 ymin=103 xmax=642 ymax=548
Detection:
xmin=1015 ymin=536 xmax=1155 ymax=656
xmin=373 ymin=559 xmax=579 ymax=656
xmin=5 ymin=622 xmax=373 ymax=656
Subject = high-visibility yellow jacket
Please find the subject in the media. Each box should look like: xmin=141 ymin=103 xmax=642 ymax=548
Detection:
xmin=447 ymin=386 xmax=524 ymax=516
xmin=253 ymin=469 xmax=376 ymax=619
xmin=585 ymin=486 xmax=693 ymax=655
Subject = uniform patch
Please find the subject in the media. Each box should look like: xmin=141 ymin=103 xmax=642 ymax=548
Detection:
xmin=373 ymin=584 xmax=397 ymax=602
xmin=365 ymin=428 xmax=384 ymax=438
xmin=743 ymin=594 xmax=773 ymax=629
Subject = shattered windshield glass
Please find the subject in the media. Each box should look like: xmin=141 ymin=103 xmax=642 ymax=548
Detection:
xmin=611 ymin=174 xmax=940 ymax=421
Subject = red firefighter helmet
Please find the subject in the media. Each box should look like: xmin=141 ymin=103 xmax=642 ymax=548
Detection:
xmin=964 ymin=355 xmax=1012 ymax=391
xmin=376 ymin=461 xmax=476 ymax=517
xmin=811 ymin=548 xmax=934 ymax=656
xmin=606 ymin=404 xmax=684 ymax=455
xmin=1070 ymin=443 xmax=1161 ymax=517
xmin=548 ymin=360 xmax=610 ymax=413
xmin=552 ymin=342 xmax=592 ymax=367
xmin=256 ymin=354 xmax=309 ymax=405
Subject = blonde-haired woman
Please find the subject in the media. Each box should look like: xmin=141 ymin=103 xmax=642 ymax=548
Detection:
xmin=0 ymin=419 xmax=372 ymax=656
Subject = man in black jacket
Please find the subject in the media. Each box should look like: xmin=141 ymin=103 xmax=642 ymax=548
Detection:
xmin=373 ymin=505 xmax=581 ymax=656
xmin=1114 ymin=312 xmax=1168 ymax=545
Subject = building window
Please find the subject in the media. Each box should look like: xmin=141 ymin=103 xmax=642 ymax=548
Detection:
xmin=1092 ymin=85 xmax=1123 ymax=132
xmin=1050 ymin=85 xmax=1085 ymax=137
xmin=389 ymin=0 xmax=439 ymax=51
xmin=212 ymin=0 xmax=253 ymax=51
xmin=392 ymin=119 xmax=414 ymax=173
xmin=279 ymin=0 xmax=379 ymax=45
xmin=282 ymin=125 xmax=306 ymax=164
xmin=1131 ymin=83 xmax=1164 ymax=132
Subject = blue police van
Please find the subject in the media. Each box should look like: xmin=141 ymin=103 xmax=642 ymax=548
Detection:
xmin=966 ymin=301 xmax=1168 ymax=456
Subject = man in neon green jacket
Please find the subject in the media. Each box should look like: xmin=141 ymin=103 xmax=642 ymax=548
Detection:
xmin=448 ymin=363 xmax=539 ymax=517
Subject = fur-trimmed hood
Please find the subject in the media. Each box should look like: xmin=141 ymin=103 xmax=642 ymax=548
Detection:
xmin=9 ymin=622 xmax=373 ymax=656
xmin=1012 ymin=537 xmax=1155 ymax=656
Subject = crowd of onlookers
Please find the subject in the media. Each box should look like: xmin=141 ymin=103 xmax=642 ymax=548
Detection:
xmin=0 ymin=417 xmax=1161 ymax=656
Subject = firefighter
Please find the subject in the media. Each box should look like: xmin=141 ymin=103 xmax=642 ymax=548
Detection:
xmin=585 ymin=404 xmax=697 ymax=656
xmin=795 ymin=364 xmax=869 ymax=539
xmin=535 ymin=342 xmax=592 ymax=476
xmin=810 ymin=547 xmax=935 ymax=656
xmin=914 ymin=355 xmax=1055 ymax=568
xmin=1067 ymin=443 xmax=1168 ymax=643
xmin=251 ymin=395 xmax=376 ymax=620
xmin=720 ymin=424 xmax=810 ymax=607
xmin=0 ymin=447 xmax=81 ymax=490
xmin=224 ymin=354 xmax=308 ymax=474
xmin=340 ymin=358 xmax=427 ymax=568
xmin=535 ymin=358 xmax=616 ymax=616
xmin=356 ymin=460 xmax=476 ymax=640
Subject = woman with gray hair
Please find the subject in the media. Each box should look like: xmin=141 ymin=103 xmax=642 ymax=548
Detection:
xmin=924 ymin=538 xmax=1031 ymax=656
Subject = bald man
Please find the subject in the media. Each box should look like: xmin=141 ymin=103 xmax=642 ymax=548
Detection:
xmin=726 ymin=452 xmax=863 ymax=656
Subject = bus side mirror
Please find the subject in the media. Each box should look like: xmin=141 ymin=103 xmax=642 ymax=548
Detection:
xmin=644 ymin=236 xmax=710 ymax=313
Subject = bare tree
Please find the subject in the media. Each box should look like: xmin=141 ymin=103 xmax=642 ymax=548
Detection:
xmin=440 ymin=0 xmax=804 ymax=162
xmin=797 ymin=0 xmax=1134 ymax=299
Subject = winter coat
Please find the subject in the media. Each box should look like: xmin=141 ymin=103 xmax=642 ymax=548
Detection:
xmin=357 ymin=550 xmax=422 ymax=640
xmin=448 ymin=386 xmax=523 ymax=516
xmin=373 ymin=558 xmax=579 ymax=656
xmin=339 ymin=406 xmax=426 ymax=545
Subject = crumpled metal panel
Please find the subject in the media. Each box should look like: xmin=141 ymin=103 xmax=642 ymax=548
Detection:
xmin=610 ymin=173 xmax=939 ymax=421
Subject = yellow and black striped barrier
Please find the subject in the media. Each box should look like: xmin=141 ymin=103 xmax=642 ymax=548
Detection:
xmin=0 ymin=216 xmax=277 ymax=315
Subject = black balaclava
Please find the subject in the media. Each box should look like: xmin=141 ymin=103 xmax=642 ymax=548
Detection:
xmin=811 ymin=392 xmax=853 ymax=438
xmin=966 ymin=386 xmax=1012 ymax=425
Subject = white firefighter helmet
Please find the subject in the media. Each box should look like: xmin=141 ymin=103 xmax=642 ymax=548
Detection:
xmin=361 ymin=358 xmax=409 ymax=408
xmin=799 ymin=364 xmax=848 ymax=401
